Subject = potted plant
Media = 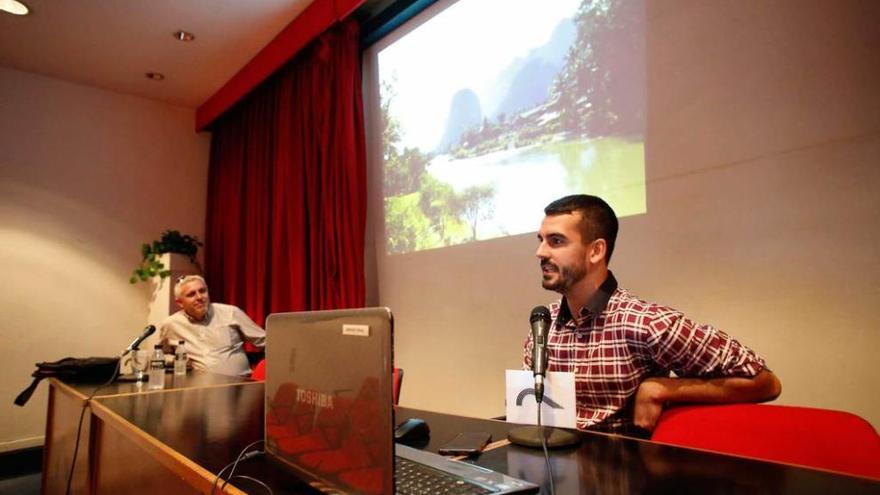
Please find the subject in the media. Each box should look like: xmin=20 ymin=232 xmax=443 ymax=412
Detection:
xmin=130 ymin=230 xmax=203 ymax=283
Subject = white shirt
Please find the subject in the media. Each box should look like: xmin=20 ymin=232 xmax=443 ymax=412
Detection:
xmin=159 ymin=303 xmax=266 ymax=377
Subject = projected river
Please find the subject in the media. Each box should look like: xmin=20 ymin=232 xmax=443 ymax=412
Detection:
xmin=381 ymin=136 xmax=645 ymax=255
xmin=426 ymin=138 xmax=645 ymax=240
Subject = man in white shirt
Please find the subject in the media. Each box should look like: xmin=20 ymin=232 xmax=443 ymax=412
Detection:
xmin=160 ymin=275 xmax=266 ymax=376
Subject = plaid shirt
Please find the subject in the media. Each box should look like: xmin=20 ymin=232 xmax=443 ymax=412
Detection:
xmin=523 ymin=272 xmax=766 ymax=435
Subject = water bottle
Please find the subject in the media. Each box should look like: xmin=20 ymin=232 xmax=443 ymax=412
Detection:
xmin=174 ymin=340 xmax=187 ymax=376
xmin=148 ymin=344 xmax=165 ymax=389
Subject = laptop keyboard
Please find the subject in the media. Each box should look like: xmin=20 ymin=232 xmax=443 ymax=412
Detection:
xmin=395 ymin=456 xmax=495 ymax=494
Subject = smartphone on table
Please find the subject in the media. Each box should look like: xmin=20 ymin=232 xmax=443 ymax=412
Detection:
xmin=437 ymin=431 xmax=492 ymax=456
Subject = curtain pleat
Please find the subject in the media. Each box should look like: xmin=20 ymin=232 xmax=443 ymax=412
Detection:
xmin=205 ymin=20 xmax=366 ymax=330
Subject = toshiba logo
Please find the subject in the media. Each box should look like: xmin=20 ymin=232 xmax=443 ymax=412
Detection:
xmin=296 ymin=389 xmax=335 ymax=409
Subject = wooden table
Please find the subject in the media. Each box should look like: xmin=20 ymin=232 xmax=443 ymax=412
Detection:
xmin=42 ymin=372 xmax=252 ymax=494
xmin=44 ymin=378 xmax=880 ymax=494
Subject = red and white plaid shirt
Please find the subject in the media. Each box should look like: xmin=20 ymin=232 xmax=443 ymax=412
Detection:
xmin=523 ymin=272 xmax=766 ymax=435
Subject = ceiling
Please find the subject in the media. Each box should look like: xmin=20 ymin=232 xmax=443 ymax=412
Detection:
xmin=0 ymin=0 xmax=313 ymax=108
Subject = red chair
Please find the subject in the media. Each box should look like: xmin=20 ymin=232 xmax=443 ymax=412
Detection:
xmin=393 ymin=368 xmax=404 ymax=405
xmin=651 ymin=404 xmax=880 ymax=480
xmin=251 ymin=359 xmax=266 ymax=380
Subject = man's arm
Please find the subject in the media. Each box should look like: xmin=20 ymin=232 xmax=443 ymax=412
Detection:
xmin=158 ymin=323 xmax=175 ymax=354
xmin=636 ymin=307 xmax=782 ymax=432
xmin=633 ymin=369 xmax=782 ymax=431
xmin=233 ymin=307 xmax=266 ymax=347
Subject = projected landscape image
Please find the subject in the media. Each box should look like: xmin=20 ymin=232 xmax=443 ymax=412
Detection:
xmin=378 ymin=0 xmax=646 ymax=254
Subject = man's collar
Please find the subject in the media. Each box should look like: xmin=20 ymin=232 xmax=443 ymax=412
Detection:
xmin=185 ymin=304 xmax=213 ymax=324
xmin=558 ymin=271 xmax=618 ymax=325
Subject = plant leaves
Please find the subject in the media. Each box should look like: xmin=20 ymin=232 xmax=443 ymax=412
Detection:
xmin=131 ymin=230 xmax=202 ymax=284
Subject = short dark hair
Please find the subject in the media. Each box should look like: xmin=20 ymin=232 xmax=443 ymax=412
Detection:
xmin=544 ymin=194 xmax=619 ymax=263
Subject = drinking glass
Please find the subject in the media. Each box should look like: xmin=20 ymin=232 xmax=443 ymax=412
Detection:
xmin=131 ymin=350 xmax=149 ymax=381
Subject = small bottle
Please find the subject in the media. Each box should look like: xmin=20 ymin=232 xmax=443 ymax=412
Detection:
xmin=174 ymin=340 xmax=187 ymax=376
xmin=148 ymin=344 xmax=165 ymax=389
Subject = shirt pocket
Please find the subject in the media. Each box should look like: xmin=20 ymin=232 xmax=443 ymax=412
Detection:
xmin=209 ymin=325 xmax=237 ymax=349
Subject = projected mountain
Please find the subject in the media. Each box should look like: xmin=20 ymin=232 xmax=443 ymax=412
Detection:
xmin=489 ymin=18 xmax=575 ymax=119
xmin=436 ymin=88 xmax=483 ymax=153
xmin=435 ymin=19 xmax=574 ymax=154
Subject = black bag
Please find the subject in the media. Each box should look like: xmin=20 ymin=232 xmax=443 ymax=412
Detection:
xmin=14 ymin=357 xmax=120 ymax=406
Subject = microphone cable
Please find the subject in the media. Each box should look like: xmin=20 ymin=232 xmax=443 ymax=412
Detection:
xmin=227 ymin=475 xmax=273 ymax=495
xmin=537 ymin=404 xmax=556 ymax=495
xmin=64 ymin=357 xmax=123 ymax=495
xmin=211 ymin=439 xmax=268 ymax=494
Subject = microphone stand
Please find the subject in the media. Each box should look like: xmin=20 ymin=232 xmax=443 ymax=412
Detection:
xmin=507 ymin=396 xmax=581 ymax=448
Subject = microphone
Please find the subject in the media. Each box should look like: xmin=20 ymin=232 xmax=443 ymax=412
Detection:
xmin=121 ymin=325 xmax=156 ymax=357
xmin=530 ymin=305 xmax=551 ymax=403
xmin=508 ymin=305 xmax=579 ymax=449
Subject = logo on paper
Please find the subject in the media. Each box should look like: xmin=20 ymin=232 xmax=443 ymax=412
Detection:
xmin=515 ymin=388 xmax=564 ymax=409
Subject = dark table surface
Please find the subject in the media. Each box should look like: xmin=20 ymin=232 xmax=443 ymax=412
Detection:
xmin=94 ymin=382 xmax=880 ymax=494
xmin=56 ymin=370 xmax=252 ymax=398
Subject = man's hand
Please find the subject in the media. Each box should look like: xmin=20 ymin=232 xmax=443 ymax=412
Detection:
xmin=634 ymin=378 xmax=667 ymax=431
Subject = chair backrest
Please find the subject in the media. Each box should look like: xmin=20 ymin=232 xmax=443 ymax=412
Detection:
xmin=252 ymin=359 xmax=266 ymax=380
xmin=651 ymin=404 xmax=880 ymax=480
xmin=393 ymin=367 xmax=404 ymax=405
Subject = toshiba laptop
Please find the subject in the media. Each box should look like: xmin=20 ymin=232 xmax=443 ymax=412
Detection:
xmin=265 ymin=307 xmax=539 ymax=494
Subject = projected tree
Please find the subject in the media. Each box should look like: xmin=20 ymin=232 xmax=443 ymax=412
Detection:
xmin=383 ymin=84 xmax=427 ymax=198
xmin=552 ymin=0 xmax=645 ymax=137
xmin=446 ymin=0 xmax=644 ymax=157
xmin=459 ymin=185 xmax=495 ymax=241
xmin=382 ymin=83 xmax=496 ymax=253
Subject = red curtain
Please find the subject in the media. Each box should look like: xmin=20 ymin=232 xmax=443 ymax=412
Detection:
xmin=204 ymin=20 xmax=366 ymax=327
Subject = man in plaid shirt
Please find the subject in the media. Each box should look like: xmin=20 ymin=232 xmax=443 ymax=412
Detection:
xmin=524 ymin=195 xmax=781 ymax=435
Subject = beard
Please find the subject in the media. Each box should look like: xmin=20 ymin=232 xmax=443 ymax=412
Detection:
xmin=541 ymin=259 xmax=588 ymax=293
xmin=185 ymin=301 xmax=210 ymax=321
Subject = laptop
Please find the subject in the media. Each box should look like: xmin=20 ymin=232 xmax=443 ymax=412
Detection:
xmin=264 ymin=307 xmax=539 ymax=494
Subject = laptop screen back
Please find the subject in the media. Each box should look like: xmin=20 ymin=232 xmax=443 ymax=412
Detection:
xmin=264 ymin=307 xmax=395 ymax=494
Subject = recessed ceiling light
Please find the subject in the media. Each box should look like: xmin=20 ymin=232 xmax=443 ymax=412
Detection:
xmin=0 ymin=0 xmax=30 ymax=15
xmin=145 ymin=72 xmax=165 ymax=81
xmin=174 ymin=30 xmax=195 ymax=42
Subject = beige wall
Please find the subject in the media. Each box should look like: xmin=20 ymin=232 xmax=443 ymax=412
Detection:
xmin=370 ymin=0 xmax=880 ymax=427
xmin=0 ymin=67 xmax=210 ymax=452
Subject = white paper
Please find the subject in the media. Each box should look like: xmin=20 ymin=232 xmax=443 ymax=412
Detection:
xmin=505 ymin=369 xmax=576 ymax=428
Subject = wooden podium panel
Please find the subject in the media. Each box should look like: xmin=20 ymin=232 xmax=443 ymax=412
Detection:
xmin=42 ymin=381 xmax=92 ymax=495
xmin=42 ymin=374 xmax=253 ymax=495
xmin=89 ymin=399 xmax=247 ymax=494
